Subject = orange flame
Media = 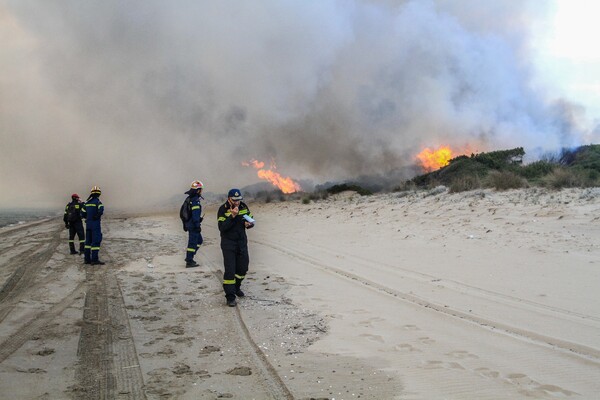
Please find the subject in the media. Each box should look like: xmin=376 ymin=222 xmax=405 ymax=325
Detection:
xmin=416 ymin=146 xmax=454 ymax=172
xmin=243 ymin=159 xmax=301 ymax=194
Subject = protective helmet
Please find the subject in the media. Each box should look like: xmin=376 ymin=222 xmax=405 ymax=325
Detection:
xmin=71 ymin=193 xmax=80 ymax=199
xmin=190 ymin=180 xmax=204 ymax=190
xmin=90 ymin=185 xmax=101 ymax=195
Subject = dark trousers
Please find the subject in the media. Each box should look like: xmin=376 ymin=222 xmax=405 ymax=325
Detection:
xmin=68 ymin=221 xmax=85 ymax=253
xmin=221 ymin=240 xmax=249 ymax=300
xmin=185 ymin=230 xmax=203 ymax=262
xmin=84 ymin=227 xmax=103 ymax=263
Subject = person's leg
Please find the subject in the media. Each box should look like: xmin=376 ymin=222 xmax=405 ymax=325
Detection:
xmin=68 ymin=225 xmax=77 ymax=253
xmin=84 ymin=229 xmax=92 ymax=263
xmin=76 ymin=222 xmax=85 ymax=253
xmin=91 ymin=228 xmax=103 ymax=263
xmin=234 ymin=244 xmax=249 ymax=296
xmin=222 ymin=245 xmax=237 ymax=305
xmin=185 ymin=231 xmax=199 ymax=265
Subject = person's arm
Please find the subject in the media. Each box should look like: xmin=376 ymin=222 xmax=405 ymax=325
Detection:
xmin=217 ymin=204 xmax=236 ymax=233
xmin=97 ymin=200 xmax=104 ymax=218
xmin=240 ymin=203 xmax=254 ymax=229
xmin=191 ymin=199 xmax=201 ymax=231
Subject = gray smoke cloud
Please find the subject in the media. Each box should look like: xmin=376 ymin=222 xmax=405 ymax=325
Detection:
xmin=0 ymin=0 xmax=596 ymax=208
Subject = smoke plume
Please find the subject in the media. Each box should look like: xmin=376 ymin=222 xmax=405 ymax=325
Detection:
xmin=0 ymin=0 xmax=597 ymax=208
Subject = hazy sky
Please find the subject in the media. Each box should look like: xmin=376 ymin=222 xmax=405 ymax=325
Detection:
xmin=1 ymin=0 xmax=598 ymax=208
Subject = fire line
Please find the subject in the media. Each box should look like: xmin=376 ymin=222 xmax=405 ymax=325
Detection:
xmin=243 ymin=159 xmax=301 ymax=194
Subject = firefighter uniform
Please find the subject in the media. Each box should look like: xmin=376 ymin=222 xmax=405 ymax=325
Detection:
xmin=184 ymin=182 xmax=204 ymax=267
xmin=63 ymin=195 xmax=85 ymax=254
xmin=217 ymin=189 xmax=254 ymax=306
xmin=82 ymin=186 xmax=104 ymax=265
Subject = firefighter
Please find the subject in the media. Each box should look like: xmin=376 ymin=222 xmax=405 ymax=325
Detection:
xmin=183 ymin=180 xmax=204 ymax=268
xmin=81 ymin=185 xmax=105 ymax=265
xmin=217 ymin=188 xmax=254 ymax=307
xmin=63 ymin=193 xmax=85 ymax=254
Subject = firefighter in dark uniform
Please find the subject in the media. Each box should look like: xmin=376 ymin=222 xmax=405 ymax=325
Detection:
xmin=184 ymin=180 xmax=204 ymax=268
xmin=81 ymin=185 xmax=105 ymax=265
xmin=217 ymin=188 xmax=254 ymax=307
xmin=63 ymin=193 xmax=85 ymax=254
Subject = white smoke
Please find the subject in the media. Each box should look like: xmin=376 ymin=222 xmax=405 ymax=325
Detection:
xmin=0 ymin=0 xmax=597 ymax=207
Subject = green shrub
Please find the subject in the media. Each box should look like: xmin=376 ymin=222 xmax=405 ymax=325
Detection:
xmin=520 ymin=161 xmax=555 ymax=181
xmin=487 ymin=170 xmax=527 ymax=190
xmin=542 ymin=168 xmax=581 ymax=189
xmin=301 ymin=197 xmax=310 ymax=204
xmin=449 ymin=175 xmax=482 ymax=193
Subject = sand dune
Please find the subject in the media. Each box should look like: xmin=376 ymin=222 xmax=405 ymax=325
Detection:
xmin=0 ymin=187 xmax=599 ymax=399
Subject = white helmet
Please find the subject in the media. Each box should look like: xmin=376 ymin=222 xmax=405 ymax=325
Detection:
xmin=190 ymin=180 xmax=204 ymax=190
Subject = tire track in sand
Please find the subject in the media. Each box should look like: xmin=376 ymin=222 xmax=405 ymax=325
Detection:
xmin=74 ymin=236 xmax=146 ymax=399
xmin=196 ymin=249 xmax=295 ymax=400
xmin=250 ymin=237 xmax=600 ymax=364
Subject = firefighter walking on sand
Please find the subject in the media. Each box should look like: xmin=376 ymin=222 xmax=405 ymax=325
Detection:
xmin=63 ymin=193 xmax=85 ymax=254
xmin=81 ymin=185 xmax=105 ymax=265
xmin=183 ymin=180 xmax=204 ymax=268
xmin=217 ymin=188 xmax=254 ymax=307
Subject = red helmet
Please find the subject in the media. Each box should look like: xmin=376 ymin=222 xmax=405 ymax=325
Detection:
xmin=71 ymin=193 xmax=80 ymax=199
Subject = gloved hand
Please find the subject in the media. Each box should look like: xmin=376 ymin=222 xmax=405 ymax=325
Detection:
xmin=199 ymin=217 xmax=204 ymax=223
xmin=65 ymin=223 xmax=70 ymax=229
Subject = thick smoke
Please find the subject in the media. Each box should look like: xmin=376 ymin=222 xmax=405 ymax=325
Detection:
xmin=0 ymin=0 xmax=596 ymax=208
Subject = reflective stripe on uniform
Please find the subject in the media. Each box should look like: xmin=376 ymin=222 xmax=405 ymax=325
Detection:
xmin=235 ymin=274 xmax=245 ymax=280
xmin=69 ymin=240 xmax=74 ymax=243
xmin=87 ymin=204 xmax=97 ymax=207
xmin=217 ymin=216 xmax=226 ymax=222
xmin=187 ymin=248 xmax=196 ymax=252
xmin=85 ymin=245 xmax=92 ymax=249
xmin=223 ymin=279 xmax=236 ymax=285
xmin=91 ymin=247 xmax=100 ymax=251
xmin=191 ymin=205 xmax=200 ymax=210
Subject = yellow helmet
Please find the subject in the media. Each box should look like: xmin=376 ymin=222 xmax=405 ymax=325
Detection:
xmin=91 ymin=185 xmax=101 ymax=195
xmin=190 ymin=180 xmax=204 ymax=190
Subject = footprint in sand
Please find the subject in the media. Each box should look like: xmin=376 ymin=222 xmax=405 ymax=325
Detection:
xmin=358 ymin=317 xmax=385 ymax=328
xmin=199 ymin=345 xmax=221 ymax=357
xmin=445 ymin=350 xmax=479 ymax=359
xmin=394 ymin=343 xmax=422 ymax=353
xmin=403 ymin=325 xmax=420 ymax=331
xmin=227 ymin=366 xmax=252 ymax=376
xmin=422 ymin=360 xmax=465 ymax=370
xmin=418 ymin=336 xmax=435 ymax=344
xmin=475 ymin=367 xmax=500 ymax=378
xmin=360 ymin=333 xmax=385 ymax=343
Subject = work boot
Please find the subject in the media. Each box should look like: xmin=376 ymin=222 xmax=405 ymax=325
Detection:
xmin=235 ymin=289 xmax=245 ymax=297
xmin=186 ymin=260 xmax=199 ymax=268
xmin=91 ymin=260 xmax=105 ymax=265
xmin=227 ymin=298 xmax=237 ymax=307
xmin=84 ymin=260 xmax=91 ymax=265
xmin=70 ymin=250 xmax=79 ymax=255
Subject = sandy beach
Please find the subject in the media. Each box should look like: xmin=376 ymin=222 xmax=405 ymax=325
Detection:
xmin=0 ymin=187 xmax=599 ymax=399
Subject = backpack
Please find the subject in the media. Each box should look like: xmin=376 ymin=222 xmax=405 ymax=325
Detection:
xmin=66 ymin=203 xmax=79 ymax=222
xmin=179 ymin=197 xmax=192 ymax=231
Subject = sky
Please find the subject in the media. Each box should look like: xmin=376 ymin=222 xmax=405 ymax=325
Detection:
xmin=1 ymin=0 xmax=599 ymax=208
